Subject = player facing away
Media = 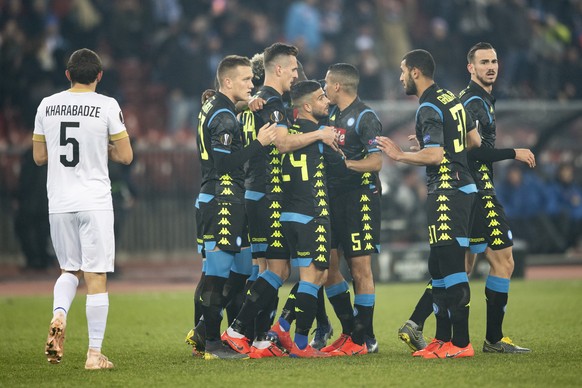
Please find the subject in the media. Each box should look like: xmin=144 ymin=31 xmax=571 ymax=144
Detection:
xmin=318 ymin=63 xmax=383 ymax=356
xmin=376 ymin=49 xmax=481 ymax=359
xmin=195 ymin=55 xmax=277 ymax=360
xmin=33 ymin=48 xmax=134 ymax=369
xmin=397 ymin=43 xmax=534 ymax=355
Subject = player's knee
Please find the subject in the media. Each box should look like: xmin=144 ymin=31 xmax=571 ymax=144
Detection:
xmin=487 ymin=248 xmax=514 ymax=277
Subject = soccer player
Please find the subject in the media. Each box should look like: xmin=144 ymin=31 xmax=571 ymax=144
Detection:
xmin=222 ymin=44 xmax=337 ymax=358
xmin=195 ymin=55 xmax=277 ymax=359
xmin=280 ymin=79 xmax=340 ymax=357
xmin=397 ymin=43 xmax=535 ymax=355
xmin=460 ymin=42 xmax=533 ymax=353
xmin=376 ymin=49 xmax=481 ymax=359
xmin=33 ymin=48 xmax=133 ymax=369
xmin=319 ymin=63 xmax=383 ymax=356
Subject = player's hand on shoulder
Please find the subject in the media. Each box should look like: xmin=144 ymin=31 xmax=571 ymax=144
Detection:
xmin=515 ymin=148 xmax=536 ymax=168
xmin=201 ymin=89 xmax=216 ymax=104
xmin=248 ymin=95 xmax=266 ymax=112
xmin=256 ymin=122 xmax=278 ymax=146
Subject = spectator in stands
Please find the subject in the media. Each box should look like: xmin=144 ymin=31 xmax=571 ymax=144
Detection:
xmin=546 ymin=164 xmax=582 ymax=252
xmin=497 ymin=164 xmax=566 ymax=254
xmin=284 ymin=0 xmax=321 ymax=54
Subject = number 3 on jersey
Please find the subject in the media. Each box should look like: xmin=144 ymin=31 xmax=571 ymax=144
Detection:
xmin=450 ymin=104 xmax=467 ymax=152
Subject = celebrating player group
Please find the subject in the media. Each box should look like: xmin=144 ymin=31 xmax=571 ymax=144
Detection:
xmin=185 ymin=41 xmax=535 ymax=360
xmin=35 ymin=40 xmax=535 ymax=370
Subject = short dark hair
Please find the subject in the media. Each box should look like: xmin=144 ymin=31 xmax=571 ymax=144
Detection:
xmin=217 ymin=55 xmax=251 ymax=86
xmin=327 ymin=63 xmax=359 ymax=93
xmin=263 ymin=42 xmax=298 ymax=69
xmin=290 ymin=80 xmax=321 ymax=105
xmin=66 ymin=48 xmax=102 ymax=85
xmin=467 ymin=42 xmax=495 ymax=63
xmin=402 ymin=49 xmax=435 ymax=79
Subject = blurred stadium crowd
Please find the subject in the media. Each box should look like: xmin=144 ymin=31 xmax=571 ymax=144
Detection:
xmin=2 ymin=0 xmax=582 ymax=145
xmin=1 ymin=0 xmax=581 ymax=256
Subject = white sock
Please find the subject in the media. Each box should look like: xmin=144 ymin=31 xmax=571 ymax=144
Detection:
xmin=86 ymin=293 xmax=109 ymax=351
xmin=52 ymin=273 xmax=79 ymax=318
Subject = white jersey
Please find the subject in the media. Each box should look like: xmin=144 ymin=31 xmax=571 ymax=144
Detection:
xmin=33 ymin=90 xmax=128 ymax=213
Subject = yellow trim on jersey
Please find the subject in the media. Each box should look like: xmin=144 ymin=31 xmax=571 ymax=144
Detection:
xmin=109 ymin=130 xmax=129 ymax=141
xmin=32 ymin=134 xmax=46 ymax=142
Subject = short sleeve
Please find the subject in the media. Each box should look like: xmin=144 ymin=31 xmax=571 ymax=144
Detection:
xmin=417 ymin=105 xmax=444 ymax=148
xmin=106 ymin=98 xmax=128 ymax=139
xmin=357 ymin=111 xmax=382 ymax=153
xmin=209 ymin=110 xmax=238 ymax=154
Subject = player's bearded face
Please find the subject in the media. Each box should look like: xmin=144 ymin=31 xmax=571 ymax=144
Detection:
xmin=472 ymin=49 xmax=498 ymax=87
xmin=404 ymin=72 xmax=417 ymax=96
xmin=312 ymin=89 xmax=329 ymax=119
xmin=400 ymin=61 xmax=417 ymax=96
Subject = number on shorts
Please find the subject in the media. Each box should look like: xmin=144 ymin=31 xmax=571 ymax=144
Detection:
xmin=428 ymin=224 xmax=438 ymax=244
xmin=351 ymin=232 xmax=362 ymax=251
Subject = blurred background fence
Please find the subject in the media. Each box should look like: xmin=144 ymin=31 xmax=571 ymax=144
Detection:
xmin=1 ymin=0 xmax=582 ymax=278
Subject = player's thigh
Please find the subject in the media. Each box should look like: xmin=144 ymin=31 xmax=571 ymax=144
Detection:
xmin=245 ymin=197 xmax=269 ymax=258
xmin=332 ymin=188 xmax=381 ymax=258
xmin=49 ymin=213 xmax=82 ymax=271
xmin=200 ymin=199 xmax=246 ymax=252
xmin=426 ymin=192 xmax=474 ymax=248
xmin=78 ymin=210 xmax=115 ymax=273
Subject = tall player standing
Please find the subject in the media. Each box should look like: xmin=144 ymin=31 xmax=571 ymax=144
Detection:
xmin=33 ymin=48 xmax=133 ymax=369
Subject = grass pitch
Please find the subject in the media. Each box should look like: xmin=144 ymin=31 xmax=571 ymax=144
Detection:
xmin=1 ymin=280 xmax=581 ymax=387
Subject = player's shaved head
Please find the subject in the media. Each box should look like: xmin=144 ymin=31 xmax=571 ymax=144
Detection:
xmin=402 ymin=49 xmax=435 ymax=79
xmin=327 ymin=63 xmax=359 ymax=94
xmin=263 ymin=43 xmax=298 ymax=72
xmin=217 ymin=55 xmax=251 ymax=87
xmin=290 ymin=80 xmax=321 ymax=105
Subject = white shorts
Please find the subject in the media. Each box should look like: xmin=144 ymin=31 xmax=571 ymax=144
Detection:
xmin=49 ymin=210 xmax=115 ymax=273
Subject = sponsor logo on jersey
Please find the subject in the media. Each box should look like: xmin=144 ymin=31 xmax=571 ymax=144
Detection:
xmin=335 ymin=127 xmax=346 ymax=146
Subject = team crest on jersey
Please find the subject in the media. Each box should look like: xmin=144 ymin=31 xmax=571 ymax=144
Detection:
xmin=270 ymin=110 xmax=284 ymax=123
xmin=220 ymin=133 xmax=232 ymax=146
xmin=423 ymin=134 xmax=431 ymax=144
xmin=347 ymin=117 xmax=355 ymax=127
xmin=119 ymin=111 xmax=124 ymax=124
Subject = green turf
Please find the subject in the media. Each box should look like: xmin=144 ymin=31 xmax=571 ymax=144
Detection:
xmin=1 ymin=280 xmax=581 ymax=387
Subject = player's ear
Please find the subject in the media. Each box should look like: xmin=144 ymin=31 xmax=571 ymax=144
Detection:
xmin=96 ymin=71 xmax=103 ymax=83
xmin=467 ymin=63 xmax=474 ymax=75
xmin=65 ymin=70 xmax=72 ymax=82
